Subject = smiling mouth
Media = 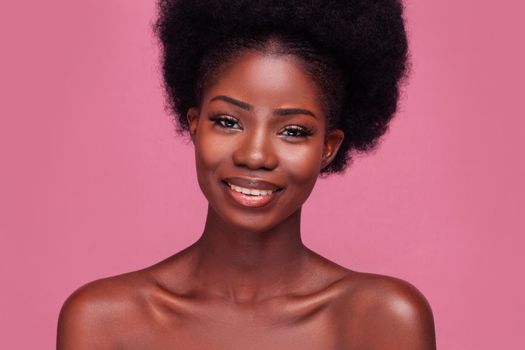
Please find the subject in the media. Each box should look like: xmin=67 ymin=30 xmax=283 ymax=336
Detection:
xmin=223 ymin=181 xmax=282 ymax=196
xmin=221 ymin=180 xmax=283 ymax=208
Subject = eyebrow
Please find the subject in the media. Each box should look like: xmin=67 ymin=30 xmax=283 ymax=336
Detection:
xmin=210 ymin=95 xmax=252 ymax=111
xmin=273 ymin=108 xmax=317 ymax=119
xmin=209 ymin=95 xmax=318 ymax=119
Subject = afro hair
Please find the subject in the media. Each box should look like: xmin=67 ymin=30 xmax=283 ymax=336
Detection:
xmin=155 ymin=0 xmax=409 ymax=174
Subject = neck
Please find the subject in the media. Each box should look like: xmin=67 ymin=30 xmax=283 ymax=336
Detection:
xmin=191 ymin=204 xmax=309 ymax=303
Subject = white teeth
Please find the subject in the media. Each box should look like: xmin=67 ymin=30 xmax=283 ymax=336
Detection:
xmin=228 ymin=183 xmax=274 ymax=196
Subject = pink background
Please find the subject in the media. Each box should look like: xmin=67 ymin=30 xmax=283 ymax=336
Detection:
xmin=1 ymin=1 xmax=524 ymax=348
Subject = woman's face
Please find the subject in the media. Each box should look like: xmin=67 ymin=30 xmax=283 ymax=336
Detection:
xmin=187 ymin=50 xmax=344 ymax=233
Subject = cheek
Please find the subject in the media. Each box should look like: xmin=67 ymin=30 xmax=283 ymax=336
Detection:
xmin=195 ymin=133 xmax=225 ymax=168
xmin=194 ymin=132 xmax=229 ymax=195
xmin=279 ymin=142 xmax=323 ymax=194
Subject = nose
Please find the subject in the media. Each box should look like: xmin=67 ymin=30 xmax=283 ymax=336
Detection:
xmin=232 ymin=127 xmax=278 ymax=171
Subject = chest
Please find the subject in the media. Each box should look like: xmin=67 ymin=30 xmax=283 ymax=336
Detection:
xmin=119 ymin=303 xmax=347 ymax=350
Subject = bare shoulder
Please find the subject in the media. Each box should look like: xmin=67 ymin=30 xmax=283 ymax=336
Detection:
xmin=335 ymin=271 xmax=436 ymax=350
xmin=57 ymin=269 xmax=155 ymax=350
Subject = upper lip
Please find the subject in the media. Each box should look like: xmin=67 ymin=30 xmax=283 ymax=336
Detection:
xmin=223 ymin=177 xmax=283 ymax=191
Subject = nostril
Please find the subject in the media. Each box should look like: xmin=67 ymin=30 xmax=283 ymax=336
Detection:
xmin=231 ymin=131 xmax=279 ymax=171
xmin=232 ymin=150 xmax=278 ymax=171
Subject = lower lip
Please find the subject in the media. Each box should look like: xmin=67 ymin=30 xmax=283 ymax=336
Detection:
xmin=223 ymin=183 xmax=281 ymax=208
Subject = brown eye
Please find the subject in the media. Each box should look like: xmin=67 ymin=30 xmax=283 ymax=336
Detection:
xmin=209 ymin=115 xmax=242 ymax=130
xmin=279 ymin=125 xmax=313 ymax=138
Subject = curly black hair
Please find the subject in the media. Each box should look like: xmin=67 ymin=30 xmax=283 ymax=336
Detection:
xmin=155 ymin=0 xmax=408 ymax=174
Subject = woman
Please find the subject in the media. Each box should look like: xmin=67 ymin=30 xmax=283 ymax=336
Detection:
xmin=57 ymin=0 xmax=436 ymax=349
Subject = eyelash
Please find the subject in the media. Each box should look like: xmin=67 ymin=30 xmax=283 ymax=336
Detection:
xmin=208 ymin=115 xmax=314 ymax=138
xmin=210 ymin=115 xmax=241 ymax=130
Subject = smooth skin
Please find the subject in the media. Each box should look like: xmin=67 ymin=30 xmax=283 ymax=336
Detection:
xmin=57 ymin=51 xmax=436 ymax=349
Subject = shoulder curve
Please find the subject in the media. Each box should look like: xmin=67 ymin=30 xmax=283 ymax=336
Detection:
xmin=337 ymin=272 xmax=436 ymax=350
xmin=359 ymin=273 xmax=433 ymax=312
xmin=60 ymin=269 xmax=155 ymax=310
xmin=338 ymin=272 xmax=433 ymax=312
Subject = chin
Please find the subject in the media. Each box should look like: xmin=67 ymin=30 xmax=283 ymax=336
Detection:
xmin=210 ymin=203 xmax=301 ymax=235
xmin=224 ymin=211 xmax=283 ymax=234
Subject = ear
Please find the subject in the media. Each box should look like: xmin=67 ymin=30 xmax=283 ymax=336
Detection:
xmin=321 ymin=129 xmax=344 ymax=170
xmin=186 ymin=107 xmax=200 ymax=143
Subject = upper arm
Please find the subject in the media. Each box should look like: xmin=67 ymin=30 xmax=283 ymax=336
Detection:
xmin=57 ymin=282 xmax=118 ymax=350
xmin=344 ymin=276 xmax=436 ymax=350
xmin=372 ymin=280 xmax=436 ymax=350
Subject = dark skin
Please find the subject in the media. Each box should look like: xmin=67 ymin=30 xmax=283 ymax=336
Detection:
xmin=57 ymin=51 xmax=436 ymax=350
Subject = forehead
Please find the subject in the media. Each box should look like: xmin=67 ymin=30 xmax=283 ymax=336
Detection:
xmin=201 ymin=50 xmax=325 ymax=118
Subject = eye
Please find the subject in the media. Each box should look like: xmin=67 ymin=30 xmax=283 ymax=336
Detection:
xmin=209 ymin=114 xmax=242 ymax=130
xmin=279 ymin=125 xmax=314 ymax=138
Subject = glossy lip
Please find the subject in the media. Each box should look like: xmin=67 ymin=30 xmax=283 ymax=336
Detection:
xmin=222 ymin=177 xmax=283 ymax=191
xmin=221 ymin=178 xmax=284 ymax=209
